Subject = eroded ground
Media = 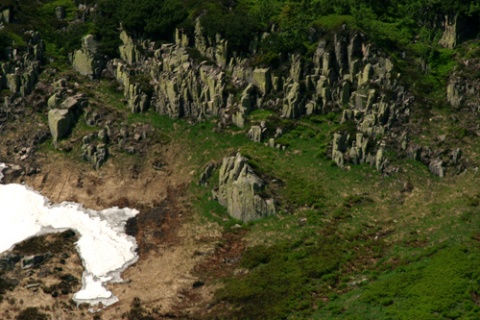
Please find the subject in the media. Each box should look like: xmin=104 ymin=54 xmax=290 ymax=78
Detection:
xmin=0 ymin=74 xmax=244 ymax=319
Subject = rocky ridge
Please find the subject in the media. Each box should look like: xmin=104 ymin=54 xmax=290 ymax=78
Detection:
xmin=91 ymin=24 xmax=414 ymax=176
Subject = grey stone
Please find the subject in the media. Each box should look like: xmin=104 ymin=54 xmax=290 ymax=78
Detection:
xmin=73 ymin=35 xmax=104 ymax=78
xmin=253 ymin=68 xmax=271 ymax=95
xmin=199 ymin=162 xmax=215 ymax=186
xmin=429 ymin=159 xmax=445 ymax=177
xmin=439 ymin=15 xmax=461 ymax=49
xmin=248 ymin=126 xmax=263 ymax=143
xmin=217 ymin=153 xmax=275 ymax=222
xmin=48 ymin=109 xmax=72 ymax=142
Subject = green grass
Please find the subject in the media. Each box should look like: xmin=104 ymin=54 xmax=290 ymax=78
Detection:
xmin=314 ymin=244 xmax=480 ymax=319
xmin=217 ymin=237 xmax=342 ymax=319
xmin=39 ymin=0 xmax=78 ymax=21
xmin=311 ymin=15 xmax=356 ymax=31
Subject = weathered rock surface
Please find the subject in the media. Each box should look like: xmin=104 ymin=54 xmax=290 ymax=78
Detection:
xmin=119 ymin=30 xmax=141 ymax=65
xmin=438 ymin=14 xmax=463 ymax=49
xmin=199 ymin=162 xmax=215 ymax=186
xmin=216 ymin=153 xmax=275 ymax=222
xmin=47 ymin=93 xmax=87 ymax=143
xmin=48 ymin=108 xmax=73 ymax=142
xmin=73 ymin=35 xmax=105 ymax=79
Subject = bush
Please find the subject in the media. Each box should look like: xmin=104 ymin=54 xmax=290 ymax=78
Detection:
xmin=16 ymin=308 xmax=48 ymax=320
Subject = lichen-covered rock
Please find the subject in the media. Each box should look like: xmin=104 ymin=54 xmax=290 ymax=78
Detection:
xmin=127 ymin=83 xmax=149 ymax=113
xmin=194 ymin=19 xmax=229 ymax=67
xmin=119 ymin=31 xmax=141 ymax=65
xmin=248 ymin=125 xmax=264 ymax=143
xmin=253 ymin=68 xmax=271 ymax=96
xmin=48 ymin=109 xmax=72 ymax=142
xmin=447 ymin=78 xmax=465 ymax=108
xmin=47 ymin=92 xmax=62 ymax=109
xmin=439 ymin=15 xmax=460 ymax=49
xmin=47 ymin=94 xmax=88 ymax=142
xmin=73 ymin=35 xmax=105 ymax=78
xmin=282 ymin=82 xmax=305 ymax=118
xmin=82 ymin=143 xmax=108 ymax=170
xmin=429 ymin=159 xmax=445 ymax=177
xmin=199 ymin=162 xmax=215 ymax=186
xmin=217 ymin=153 xmax=275 ymax=222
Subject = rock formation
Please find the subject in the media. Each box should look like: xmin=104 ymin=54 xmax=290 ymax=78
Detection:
xmin=72 ymin=35 xmax=105 ymax=79
xmin=216 ymin=153 xmax=275 ymax=222
xmin=48 ymin=93 xmax=87 ymax=143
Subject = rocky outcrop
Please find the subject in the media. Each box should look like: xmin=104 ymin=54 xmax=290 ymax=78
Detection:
xmin=48 ymin=93 xmax=87 ymax=143
xmin=82 ymin=142 xmax=108 ymax=170
xmin=1 ymin=7 xmax=12 ymax=23
xmin=0 ymin=32 xmax=44 ymax=98
xmin=216 ymin=153 xmax=275 ymax=222
xmin=439 ymin=15 xmax=462 ymax=49
xmin=119 ymin=31 xmax=141 ymax=65
xmin=199 ymin=162 xmax=215 ymax=186
xmin=248 ymin=122 xmax=266 ymax=143
xmin=253 ymin=68 xmax=271 ymax=96
xmin=48 ymin=109 xmax=73 ymax=142
xmin=406 ymin=145 xmax=464 ymax=177
xmin=109 ymin=26 xmax=412 ymax=174
xmin=446 ymin=77 xmax=477 ymax=109
xmin=72 ymin=35 xmax=105 ymax=79
xmin=292 ymin=32 xmax=412 ymax=172
xmin=194 ymin=19 xmax=229 ymax=67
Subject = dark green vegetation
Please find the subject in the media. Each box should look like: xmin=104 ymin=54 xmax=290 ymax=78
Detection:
xmin=0 ymin=0 xmax=94 ymax=65
xmin=16 ymin=307 xmax=48 ymax=320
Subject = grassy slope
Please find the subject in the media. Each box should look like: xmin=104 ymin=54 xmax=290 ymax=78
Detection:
xmin=97 ymin=86 xmax=480 ymax=318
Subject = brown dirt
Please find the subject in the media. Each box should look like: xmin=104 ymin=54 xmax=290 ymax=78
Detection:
xmin=0 ymin=74 xmax=248 ymax=319
xmin=0 ymin=137 xmax=241 ymax=319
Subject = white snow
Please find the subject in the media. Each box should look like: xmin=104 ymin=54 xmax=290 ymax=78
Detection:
xmin=0 ymin=164 xmax=139 ymax=308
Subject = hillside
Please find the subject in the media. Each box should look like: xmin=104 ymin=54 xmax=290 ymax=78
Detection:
xmin=0 ymin=1 xmax=480 ymax=319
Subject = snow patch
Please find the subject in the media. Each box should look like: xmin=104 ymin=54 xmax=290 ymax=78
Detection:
xmin=0 ymin=176 xmax=139 ymax=308
xmin=0 ymin=162 xmax=6 ymax=182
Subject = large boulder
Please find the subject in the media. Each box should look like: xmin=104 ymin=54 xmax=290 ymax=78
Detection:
xmin=216 ymin=153 xmax=275 ymax=222
xmin=73 ymin=35 xmax=105 ymax=78
xmin=48 ymin=109 xmax=73 ymax=142
xmin=47 ymin=94 xmax=87 ymax=142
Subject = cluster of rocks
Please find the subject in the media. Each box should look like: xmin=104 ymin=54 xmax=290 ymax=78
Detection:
xmin=68 ymin=20 xmax=478 ymax=178
xmin=407 ymin=138 xmax=465 ymax=178
xmin=101 ymin=23 xmax=270 ymax=126
xmin=304 ymin=33 xmax=412 ymax=172
xmin=81 ymin=132 xmax=108 ymax=170
xmin=248 ymin=122 xmax=286 ymax=149
xmin=103 ymin=24 xmax=416 ymax=173
xmin=80 ymin=106 xmax=154 ymax=168
xmin=0 ymin=32 xmax=44 ymax=98
xmin=213 ymin=153 xmax=275 ymax=222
